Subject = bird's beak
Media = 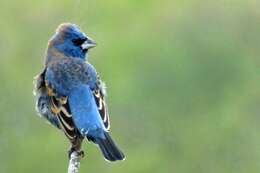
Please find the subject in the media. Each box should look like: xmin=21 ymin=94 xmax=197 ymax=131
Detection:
xmin=81 ymin=37 xmax=97 ymax=50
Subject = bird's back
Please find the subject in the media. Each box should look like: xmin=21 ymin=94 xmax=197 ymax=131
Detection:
xmin=45 ymin=57 xmax=97 ymax=96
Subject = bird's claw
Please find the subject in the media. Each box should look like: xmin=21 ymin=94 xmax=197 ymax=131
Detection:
xmin=68 ymin=148 xmax=85 ymax=159
xmin=77 ymin=150 xmax=85 ymax=158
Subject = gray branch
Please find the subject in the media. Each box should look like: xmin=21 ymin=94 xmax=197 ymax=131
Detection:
xmin=68 ymin=151 xmax=81 ymax=173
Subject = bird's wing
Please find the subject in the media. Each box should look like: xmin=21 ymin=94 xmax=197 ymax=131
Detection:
xmin=48 ymin=95 xmax=80 ymax=140
xmin=68 ymin=84 xmax=107 ymax=138
xmin=85 ymin=63 xmax=110 ymax=131
xmin=92 ymin=79 xmax=110 ymax=131
xmin=34 ymin=70 xmax=61 ymax=129
xmin=35 ymin=69 xmax=80 ymax=140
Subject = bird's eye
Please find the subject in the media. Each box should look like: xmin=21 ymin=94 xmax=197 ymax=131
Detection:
xmin=72 ymin=38 xmax=87 ymax=46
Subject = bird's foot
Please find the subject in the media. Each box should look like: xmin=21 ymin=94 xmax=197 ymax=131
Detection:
xmin=68 ymin=148 xmax=85 ymax=159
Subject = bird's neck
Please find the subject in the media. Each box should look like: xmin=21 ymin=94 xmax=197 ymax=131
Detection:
xmin=44 ymin=47 xmax=88 ymax=67
xmin=44 ymin=47 xmax=65 ymax=66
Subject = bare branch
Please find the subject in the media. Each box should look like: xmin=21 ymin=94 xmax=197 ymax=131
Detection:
xmin=68 ymin=151 xmax=81 ymax=173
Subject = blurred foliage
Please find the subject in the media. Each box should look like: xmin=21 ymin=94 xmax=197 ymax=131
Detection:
xmin=0 ymin=0 xmax=260 ymax=172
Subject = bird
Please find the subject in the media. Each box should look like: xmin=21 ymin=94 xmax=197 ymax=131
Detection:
xmin=34 ymin=23 xmax=125 ymax=162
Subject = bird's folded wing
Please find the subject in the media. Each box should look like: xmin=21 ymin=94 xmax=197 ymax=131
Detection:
xmin=92 ymin=87 xmax=110 ymax=131
xmin=48 ymin=94 xmax=78 ymax=140
xmin=68 ymin=84 xmax=107 ymax=138
xmin=36 ymin=69 xmax=79 ymax=140
xmin=34 ymin=70 xmax=61 ymax=129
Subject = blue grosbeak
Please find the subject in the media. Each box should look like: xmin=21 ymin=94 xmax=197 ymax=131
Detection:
xmin=34 ymin=23 xmax=125 ymax=162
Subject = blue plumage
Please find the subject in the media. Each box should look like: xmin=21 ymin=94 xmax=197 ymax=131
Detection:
xmin=34 ymin=23 xmax=125 ymax=161
xmin=50 ymin=24 xmax=88 ymax=59
xmin=69 ymin=84 xmax=106 ymax=137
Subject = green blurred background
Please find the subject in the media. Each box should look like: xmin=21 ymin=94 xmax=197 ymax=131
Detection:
xmin=0 ymin=0 xmax=260 ymax=172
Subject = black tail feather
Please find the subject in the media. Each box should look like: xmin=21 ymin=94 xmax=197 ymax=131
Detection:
xmin=95 ymin=132 xmax=125 ymax=162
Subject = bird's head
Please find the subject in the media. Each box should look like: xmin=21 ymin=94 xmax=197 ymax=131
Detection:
xmin=47 ymin=23 xmax=96 ymax=60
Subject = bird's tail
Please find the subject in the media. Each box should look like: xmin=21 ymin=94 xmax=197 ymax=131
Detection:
xmin=94 ymin=132 xmax=125 ymax=162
